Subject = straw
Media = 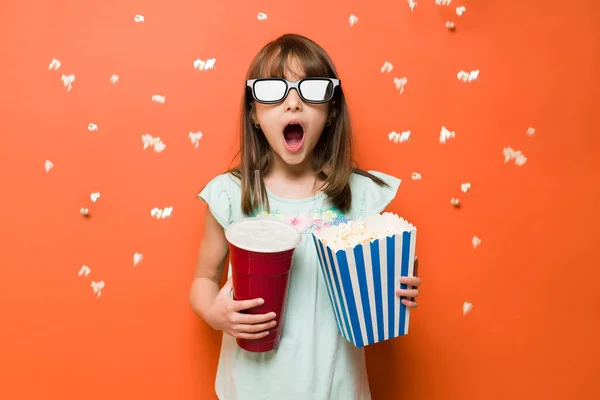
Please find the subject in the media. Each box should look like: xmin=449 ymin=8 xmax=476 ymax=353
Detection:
xmin=254 ymin=169 xmax=263 ymax=209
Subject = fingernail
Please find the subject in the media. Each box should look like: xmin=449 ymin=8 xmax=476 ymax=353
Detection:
xmin=258 ymin=299 xmax=264 ymax=305
xmin=271 ymin=312 xmax=277 ymax=318
xmin=264 ymin=331 xmax=270 ymax=336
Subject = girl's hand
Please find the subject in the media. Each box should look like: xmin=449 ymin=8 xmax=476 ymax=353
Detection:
xmin=206 ymin=277 xmax=278 ymax=340
xmin=396 ymin=256 xmax=421 ymax=309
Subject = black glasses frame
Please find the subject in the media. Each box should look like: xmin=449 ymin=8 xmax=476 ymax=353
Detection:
xmin=246 ymin=77 xmax=341 ymax=104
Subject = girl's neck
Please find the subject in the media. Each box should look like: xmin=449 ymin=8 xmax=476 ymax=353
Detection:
xmin=263 ymin=157 xmax=325 ymax=200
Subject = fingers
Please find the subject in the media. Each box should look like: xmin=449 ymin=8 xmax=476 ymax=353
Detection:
xmin=229 ymin=298 xmax=264 ymax=312
xmin=401 ymin=298 xmax=418 ymax=308
xmin=396 ymin=288 xmax=419 ymax=298
xmin=400 ymin=276 xmax=421 ymax=287
xmin=233 ymin=311 xmax=277 ymax=325
xmin=236 ymin=319 xmax=277 ymax=333
xmin=235 ymin=330 xmax=271 ymax=340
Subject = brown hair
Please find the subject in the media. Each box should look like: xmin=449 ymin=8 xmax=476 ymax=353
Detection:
xmin=226 ymin=33 xmax=388 ymax=215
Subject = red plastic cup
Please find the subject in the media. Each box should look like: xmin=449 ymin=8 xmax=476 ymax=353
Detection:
xmin=225 ymin=217 xmax=302 ymax=352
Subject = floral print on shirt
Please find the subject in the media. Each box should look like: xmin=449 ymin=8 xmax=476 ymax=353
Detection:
xmin=251 ymin=206 xmax=350 ymax=234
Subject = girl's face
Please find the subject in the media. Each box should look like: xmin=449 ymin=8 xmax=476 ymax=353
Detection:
xmin=252 ymin=64 xmax=330 ymax=174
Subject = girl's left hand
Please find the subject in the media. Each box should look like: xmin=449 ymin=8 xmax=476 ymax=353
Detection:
xmin=396 ymin=256 xmax=421 ymax=309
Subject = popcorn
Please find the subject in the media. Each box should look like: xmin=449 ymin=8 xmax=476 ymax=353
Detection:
xmin=90 ymin=192 xmax=100 ymax=203
xmin=151 ymin=94 xmax=166 ymax=104
xmin=439 ymin=126 xmax=456 ymax=144
xmin=446 ymin=21 xmax=456 ymax=30
xmin=44 ymin=160 xmax=54 ymax=173
xmin=257 ymin=12 xmax=267 ymax=21
xmin=109 ymin=74 xmax=119 ymax=84
xmin=88 ymin=123 xmax=98 ymax=132
xmin=457 ymin=70 xmax=479 ymax=82
xmin=456 ymin=6 xmax=466 ymax=16
xmin=134 ymin=14 xmax=144 ymax=23
xmin=472 ymin=236 xmax=481 ymax=248
xmin=380 ymin=61 xmax=393 ymax=73
xmin=151 ymin=206 xmax=173 ymax=219
xmin=503 ymin=147 xmax=527 ymax=166
xmin=193 ymin=58 xmax=216 ymax=71
xmin=526 ymin=127 xmax=536 ymax=136
xmin=80 ymin=207 xmax=90 ymax=216
xmin=407 ymin=0 xmax=417 ymax=11
xmin=461 ymin=182 xmax=471 ymax=193
xmin=189 ymin=131 xmax=203 ymax=148
xmin=48 ymin=58 xmax=61 ymax=71
xmin=451 ymin=198 xmax=460 ymax=207
xmin=462 ymin=301 xmax=473 ymax=316
xmin=142 ymin=133 xmax=166 ymax=153
xmin=388 ymin=130 xmax=411 ymax=144
xmin=436 ymin=0 xmax=451 ymax=5
xmin=78 ymin=265 xmax=91 ymax=277
xmin=411 ymin=172 xmax=422 ymax=180
xmin=91 ymin=281 xmax=105 ymax=298
xmin=313 ymin=212 xmax=417 ymax=348
xmin=61 ymin=74 xmax=75 ymax=91
xmin=133 ymin=253 xmax=143 ymax=266
xmin=349 ymin=14 xmax=358 ymax=26
xmin=393 ymin=77 xmax=407 ymax=94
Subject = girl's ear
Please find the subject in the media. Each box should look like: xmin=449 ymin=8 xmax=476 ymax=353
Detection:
xmin=328 ymin=100 xmax=337 ymax=122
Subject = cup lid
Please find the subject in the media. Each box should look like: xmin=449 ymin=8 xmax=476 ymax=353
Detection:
xmin=225 ymin=217 xmax=302 ymax=253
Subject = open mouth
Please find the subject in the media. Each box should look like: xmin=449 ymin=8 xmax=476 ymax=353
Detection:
xmin=283 ymin=122 xmax=305 ymax=152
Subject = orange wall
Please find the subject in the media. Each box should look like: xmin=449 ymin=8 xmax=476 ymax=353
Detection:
xmin=1 ymin=1 xmax=599 ymax=399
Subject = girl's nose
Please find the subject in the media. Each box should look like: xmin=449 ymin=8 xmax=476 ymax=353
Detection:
xmin=284 ymin=88 xmax=303 ymax=111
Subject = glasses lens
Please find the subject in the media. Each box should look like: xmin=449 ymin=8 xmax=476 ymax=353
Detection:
xmin=299 ymin=79 xmax=333 ymax=102
xmin=253 ymin=80 xmax=287 ymax=102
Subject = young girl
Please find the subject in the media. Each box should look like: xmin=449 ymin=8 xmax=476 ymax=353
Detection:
xmin=189 ymin=33 xmax=421 ymax=400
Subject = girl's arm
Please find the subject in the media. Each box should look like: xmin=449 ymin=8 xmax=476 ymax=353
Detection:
xmin=189 ymin=209 xmax=277 ymax=339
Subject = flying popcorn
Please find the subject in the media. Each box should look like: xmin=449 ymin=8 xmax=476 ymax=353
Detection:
xmin=141 ymin=134 xmax=166 ymax=153
xmin=134 ymin=14 xmax=144 ymax=23
xmin=151 ymin=207 xmax=173 ymax=219
xmin=462 ymin=301 xmax=473 ymax=316
xmin=446 ymin=21 xmax=456 ymax=30
xmin=503 ymin=147 xmax=527 ymax=166
xmin=456 ymin=6 xmax=466 ymax=16
xmin=44 ymin=160 xmax=54 ymax=173
xmin=457 ymin=70 xmax=479 ymax=82
xmin=451 ymin=198 xmax=460 ymax=207
xmin=133 ymin=253 xmax=144 ymax=266
xmin=407 ymin=0 xmax=417 ymax=11
xmin=411 ymin=172 xmax=422 ymax=180
xmin=436 ymin=0 xmax=451 ymax=5
xmin=393 ymin=77 xmax=408 ymax=94
xmin=526 ymin=127 xmax=536 ymax=136
xmin=78 ymin=265 xmax=91 ymax=277
xmin=472 ymin=236 xmax=481 ymax=248
xmin=109 ymin=74 xmax=119 ymax=84
xmin=88 ymin=123 xmax=98 ymax=132
xmin=257 ymin=12 xmax=267 ymax=21
xmin=193 ymin=58 xmax=216 ymax=71
xmin=380 ymin=61 xmax=393 ymax=73
xmin=80 ymin=207 xmax=90 ymax=216
xmin=189 ymin=132 xmax=203 ymax=149
xmin=439 ymin=126 xmax=456 ymax=144
xmin=48 ymin=58 xmax=61 ymax=71
xmin=61 ymin=74 xmax=75 ymax=91
xmin=90 ymin=192 xmax=100 ymax=203
xmin=461 ymin=182 xmax=471 ymax=193
xmin=388 ymin=130 xmax=411 ymax=144
xmin=91 ymin=281 xmax=105 ymax=298
xmin=152 ymin=94 xmax=166 ymax=104
xmin=349 ymin=14 xmax=358 ymax=26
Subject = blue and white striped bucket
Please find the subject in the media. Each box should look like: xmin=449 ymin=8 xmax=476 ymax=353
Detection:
xmin=312 ymin=217 xmax=416 ymax=348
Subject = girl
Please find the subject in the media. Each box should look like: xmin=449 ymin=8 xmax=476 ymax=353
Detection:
xmin=189 ymin=33 xmax=421 ymax=400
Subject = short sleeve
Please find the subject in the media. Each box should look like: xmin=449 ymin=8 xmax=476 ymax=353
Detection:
xmin=351 ymin=170 xmax=401 ymax=219
xmin=197 ymin=173 xmax=241 ymax=229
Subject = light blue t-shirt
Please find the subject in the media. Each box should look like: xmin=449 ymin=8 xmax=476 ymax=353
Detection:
xmin=198 ymin=170 xmax=401 ymax=400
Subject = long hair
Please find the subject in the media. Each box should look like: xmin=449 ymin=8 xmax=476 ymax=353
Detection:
xmin=226 ymin=33 xmax=388 ymax=215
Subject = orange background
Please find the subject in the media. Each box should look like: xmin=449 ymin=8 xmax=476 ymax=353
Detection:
xmin=1 ymin=0 xmax=599 ymax=399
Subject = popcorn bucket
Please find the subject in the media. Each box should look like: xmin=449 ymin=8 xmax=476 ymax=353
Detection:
xmin=312 ymin=213 xmax=417 ymax=348
xmin=225 ymin=217 xmax=301 ymax=352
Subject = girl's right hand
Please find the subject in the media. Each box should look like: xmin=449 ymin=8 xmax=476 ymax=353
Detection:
xmin=207 ymin=277 xmax=277 ymax=340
